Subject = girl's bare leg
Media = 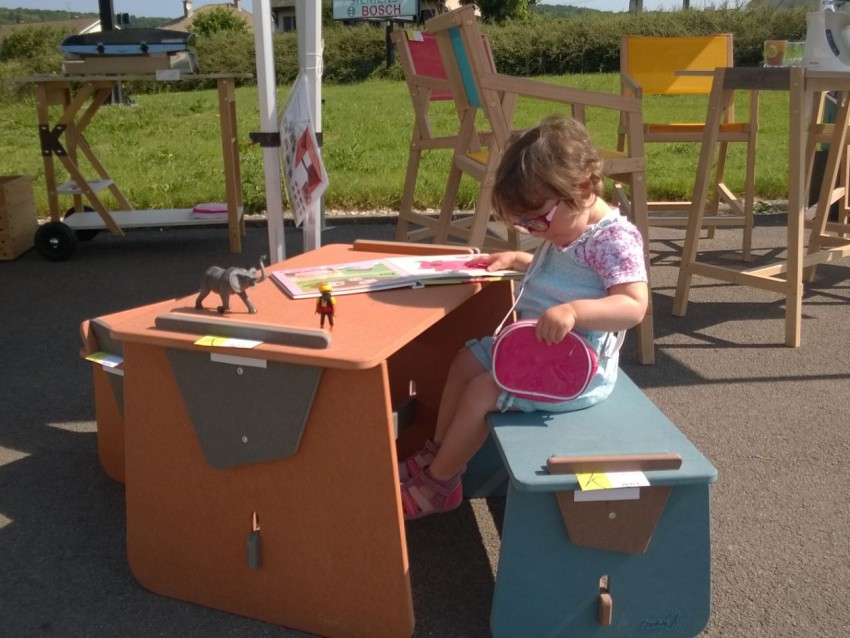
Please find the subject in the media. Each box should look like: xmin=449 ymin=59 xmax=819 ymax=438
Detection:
xmin=428 ymin=371 xmax=501 ymax=481
xmin=397 ymin=348 xmax=488 ymax=483
xmin=432 ymin=347 xmax=488 ymax=445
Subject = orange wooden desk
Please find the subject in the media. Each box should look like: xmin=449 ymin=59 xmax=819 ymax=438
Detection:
xmin=86 ymin=242 xmax=513 ymax=637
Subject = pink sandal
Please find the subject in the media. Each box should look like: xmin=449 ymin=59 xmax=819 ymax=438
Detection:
xmin=398 ymin=439 xmax=440 ymax=481
xmin=400 ymin=467 xmax=462 ymax=520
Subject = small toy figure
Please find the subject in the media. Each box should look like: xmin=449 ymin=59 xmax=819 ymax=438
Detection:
xmin=195 ymin=255 xmax=267 ymax=314
xmin=315 ymin=283 xmax=336 ymax=330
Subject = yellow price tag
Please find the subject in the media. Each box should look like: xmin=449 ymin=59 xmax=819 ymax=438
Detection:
xmin=576 ymin=472 xmax=613 ymax=491
xmin=195 ymin=335 xmax=231 ymax=347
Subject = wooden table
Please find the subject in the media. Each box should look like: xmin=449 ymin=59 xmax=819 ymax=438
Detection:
xmin=26 ymin=73 xmax=248 ymax=258
xmin=673 ymin=66 xmax=850 ymax=346
xmin=84 ymin=241 xmax=514 ymax=637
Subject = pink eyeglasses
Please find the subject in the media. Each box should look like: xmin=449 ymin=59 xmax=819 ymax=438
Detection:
xmin=512 ymin=200 xmax=561 ymax=233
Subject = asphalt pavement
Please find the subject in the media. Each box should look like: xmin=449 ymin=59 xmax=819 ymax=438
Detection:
xmin=2 ymin=215 xmax=850 ymax=637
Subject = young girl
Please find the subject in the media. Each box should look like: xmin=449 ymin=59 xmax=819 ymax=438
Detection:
xmin=399 ymin=114 xmax=649 ymax=520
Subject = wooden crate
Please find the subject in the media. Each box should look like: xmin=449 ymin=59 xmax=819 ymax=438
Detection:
xmin=0 ymin=176 xmax=39 ymax=261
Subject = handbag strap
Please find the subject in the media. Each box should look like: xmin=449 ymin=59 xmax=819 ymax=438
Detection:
xmin=493 ymin=243 xmax=549 ymax=338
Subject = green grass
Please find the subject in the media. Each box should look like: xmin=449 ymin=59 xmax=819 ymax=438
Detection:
xmin=0 ymin=74 xmax=792 ymax=218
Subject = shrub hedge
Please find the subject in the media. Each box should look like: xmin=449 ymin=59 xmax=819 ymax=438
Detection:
xmin=0 ymin=6 xmax=809 ymax=99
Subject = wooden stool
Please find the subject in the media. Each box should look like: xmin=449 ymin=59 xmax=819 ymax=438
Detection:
xmin=486 ymin=373 xmax=717 ymax=637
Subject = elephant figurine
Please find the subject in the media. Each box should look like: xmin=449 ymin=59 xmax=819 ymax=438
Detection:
xmin=195 ymin=256 xmax=267 ymax=314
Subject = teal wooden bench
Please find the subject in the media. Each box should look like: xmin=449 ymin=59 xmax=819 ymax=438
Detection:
xmin=483 ymin=371 xmax=717 ymax=637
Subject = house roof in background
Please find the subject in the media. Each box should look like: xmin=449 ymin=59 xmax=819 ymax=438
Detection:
xmin=161 ymin=2 xmax=252 ymax=32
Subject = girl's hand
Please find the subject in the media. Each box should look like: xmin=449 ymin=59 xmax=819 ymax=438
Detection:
xmin=536 ymin=304 xmax=577 ymax=344
xmin=465 ymin=251 xmax=529 ymax=272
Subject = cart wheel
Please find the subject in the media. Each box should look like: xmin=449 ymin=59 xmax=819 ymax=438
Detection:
xmin=34 ymin=221 xmax=78 ymax=261
xmin=64 ymin=206 xmax=100 ymax=241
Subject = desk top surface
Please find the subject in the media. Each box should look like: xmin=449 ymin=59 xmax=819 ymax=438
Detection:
xmin=99 ymin=243 xmax=500 ymax=370
xmin=488 ymin=371 xmax=718 ymax=491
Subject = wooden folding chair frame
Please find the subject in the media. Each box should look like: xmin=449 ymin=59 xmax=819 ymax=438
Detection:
xmin=424 ymin=6 xmax=655 ymax=364
xmin=618 ymin=35 xmax=758 ymax=261
xmin=392 ymin=29 xmax=468 ymax=243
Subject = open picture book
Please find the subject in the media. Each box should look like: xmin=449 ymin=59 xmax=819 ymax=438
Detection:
xmin=270 ymin=254 xmax=524 ymax=299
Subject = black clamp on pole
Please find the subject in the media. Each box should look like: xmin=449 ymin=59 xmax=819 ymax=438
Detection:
xmin=249 ymin=131 xmax=281 ymax=148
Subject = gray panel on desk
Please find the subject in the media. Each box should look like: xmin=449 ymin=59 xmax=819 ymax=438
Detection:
xmin=166 ymin=349 xmax=322 ymax=469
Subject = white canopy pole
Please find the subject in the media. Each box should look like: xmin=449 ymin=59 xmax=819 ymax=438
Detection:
xmin=252 ymin=0 xmax=287 ymax=262
xmin=297 ymin=0 xmax=323 ymax=252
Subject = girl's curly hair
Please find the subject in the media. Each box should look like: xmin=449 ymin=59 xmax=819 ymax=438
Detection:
xmin=492 ymin=114 xmax=605 ymax=223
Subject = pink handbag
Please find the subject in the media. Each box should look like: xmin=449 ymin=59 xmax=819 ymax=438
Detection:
xmin=491 ymin=319 xmax=598 ymax=403
xmin=489 ymin=243 xmax=622 ymax=403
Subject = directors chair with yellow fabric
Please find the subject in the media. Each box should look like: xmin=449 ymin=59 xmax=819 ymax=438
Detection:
xmin=425 ymin=6 xmax=654 ymax=364
xmin=618 ymin=35 xmax=758 ymax=261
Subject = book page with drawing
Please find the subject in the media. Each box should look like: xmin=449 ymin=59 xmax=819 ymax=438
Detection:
xmin=270 ymin=254 xmax=522 ymax=299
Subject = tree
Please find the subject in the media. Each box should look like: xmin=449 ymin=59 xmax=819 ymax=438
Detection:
xmin=188 ymin=6 xmax=248 ymax=37
xmin=461 ymin=0 xmax=531 ymax=23
xmin=0 ymin=25 xmax=72 ymax=61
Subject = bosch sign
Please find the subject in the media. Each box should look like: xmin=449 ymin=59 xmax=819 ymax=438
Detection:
xmin=333 ymin=0 xmax=420 ymax=21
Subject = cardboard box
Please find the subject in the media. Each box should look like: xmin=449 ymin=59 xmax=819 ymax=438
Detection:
xmin=0 ymin=176 xmax=39 ymax=261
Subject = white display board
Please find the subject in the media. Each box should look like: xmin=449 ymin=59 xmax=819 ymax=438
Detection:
xmin=279 ymin=73 xmax=328 ymax=231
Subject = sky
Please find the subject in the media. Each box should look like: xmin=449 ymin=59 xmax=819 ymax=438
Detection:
xmin=3 ymin=1 xmax=722 ymax=20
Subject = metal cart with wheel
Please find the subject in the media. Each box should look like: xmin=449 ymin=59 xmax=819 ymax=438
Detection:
xmin=27 ymin=73 xmax=250 ymax=261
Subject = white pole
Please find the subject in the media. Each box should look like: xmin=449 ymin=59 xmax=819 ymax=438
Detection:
xmin=252 ymin=0 xmax=287 ymax=262
xmin=297 ymin=0 xmax=323 ymax=252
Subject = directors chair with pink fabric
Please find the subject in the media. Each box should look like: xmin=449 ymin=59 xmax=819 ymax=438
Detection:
xmin=391 ymin=28 xmax=499 ymax=244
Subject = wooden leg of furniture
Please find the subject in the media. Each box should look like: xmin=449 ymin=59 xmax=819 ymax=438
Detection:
xmin=395 ymin=125 xmax=428 ymax=242
xmin=783 ymin=69 xmax=807 ymax=347
xmin=703 ymin=140 xmax=728 ymax=241
xmin=610 ymin=114 xmax=654 ymax=364
xmin=434 ymin=165 xmax=464 ymax=244
xmin=804 ymin=91 xmax=850 ymax=280
xmin=626 ymin=171 xmax=655 ymax=365
xmin=394 ymin=142 xmax=456 ymax=245
xmin=673 ymin=76 xmax=726 ymax=318
xmin=742 ymin=98 xmax=759 ymax=261
xmin=839 ymin=137 xmax=850 ymax=230
xmin=80 ymin=320 xmax=126 ymax=485
xmin=90 ymin=365 xmax=125 ymax=483
xmin=217 ymin=78 xmax=243 ymax=254
xmin=35 ymin=83 xmax=62 ymax=222
xmin=840 ymin=140 xmax=850 ymax=229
